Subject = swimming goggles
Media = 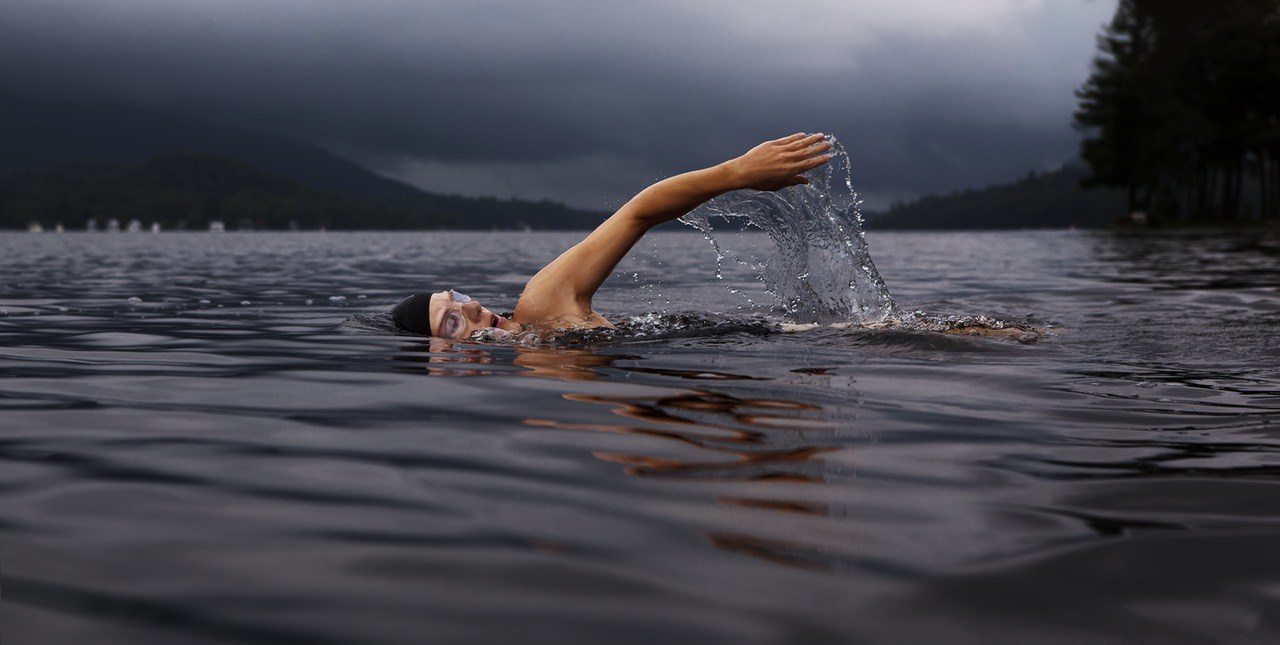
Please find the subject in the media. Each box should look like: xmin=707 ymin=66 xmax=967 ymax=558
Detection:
xmin=439 ymin=290 xmax=473 ymax=338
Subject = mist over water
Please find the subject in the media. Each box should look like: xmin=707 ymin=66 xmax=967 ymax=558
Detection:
xmin=681 ymin=137 xmax=897 ymax=324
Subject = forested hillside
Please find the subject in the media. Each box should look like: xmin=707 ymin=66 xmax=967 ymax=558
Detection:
xmin=0 ymin=153 xmax=603 ymax=230
xmin=867 ymin=165 xmax=1126 ymax=230
xmin=0 ymin=92 xmax=606 ymax=230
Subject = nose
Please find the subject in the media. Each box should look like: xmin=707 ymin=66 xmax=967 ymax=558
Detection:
xmin=460 ymin=300 xmax=484 ymax=320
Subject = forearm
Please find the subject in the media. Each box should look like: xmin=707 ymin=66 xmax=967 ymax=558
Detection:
xmin=617 ymin=162 xmax=743 ymax=230
xmin=617 ymin=132 xmax=831 ymax=230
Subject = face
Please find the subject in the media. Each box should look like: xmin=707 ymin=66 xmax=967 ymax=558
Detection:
xmin=429 ymin=290 xmax=521 ymax=339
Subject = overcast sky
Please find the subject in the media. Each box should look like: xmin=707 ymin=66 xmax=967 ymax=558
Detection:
xmin=0 ymin=0 xmax=1118 ymax=210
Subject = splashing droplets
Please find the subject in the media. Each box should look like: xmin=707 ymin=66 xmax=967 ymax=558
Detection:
xmin=680 ymin=136 xmax=897 ymax=324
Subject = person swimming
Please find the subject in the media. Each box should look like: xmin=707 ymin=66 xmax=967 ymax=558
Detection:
xmin=391 ymin=133 xmax=834 ymax=339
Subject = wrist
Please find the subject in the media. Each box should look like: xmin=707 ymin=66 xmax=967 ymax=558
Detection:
xmin=714 ymin=158 xmax=748 ymax=191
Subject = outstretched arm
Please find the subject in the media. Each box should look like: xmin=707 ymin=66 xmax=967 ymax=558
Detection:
xmin=513 ymin=133 xmax=833 ymax=324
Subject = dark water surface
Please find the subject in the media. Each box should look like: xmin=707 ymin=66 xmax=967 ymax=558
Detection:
xmin=2 ymin=229 xmax=1279 ymax=644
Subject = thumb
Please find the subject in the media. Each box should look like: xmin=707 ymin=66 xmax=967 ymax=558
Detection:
xmin=788 ymin=175 xmax=810 ymax=186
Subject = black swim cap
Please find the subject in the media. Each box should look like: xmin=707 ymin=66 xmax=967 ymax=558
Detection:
xmin=391 ymin=292 xmax=433 ymax=335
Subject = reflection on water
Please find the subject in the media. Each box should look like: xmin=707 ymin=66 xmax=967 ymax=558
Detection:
xmin=407 ymin=340 xmax=848 ymax=568
xmin=1087 ymin=228 xmax=1280 ymax=289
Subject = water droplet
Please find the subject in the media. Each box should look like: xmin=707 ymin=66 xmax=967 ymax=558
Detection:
xmin=329 ymin=296 xmax=347 ymax=302
xmin=127 ymin=297 xmax=142 ymax=303
xmin=678 ymin=136 xmax=895 ymax=324
xmin=240 ymin=300 xmax=251 ymax=306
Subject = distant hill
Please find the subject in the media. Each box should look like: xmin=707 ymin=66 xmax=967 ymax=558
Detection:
xmin=0 ymin=153 xmax=455 ymax=230
xmin=0 ymin=90 xmax=605 ymax=229
xmin=867 ymin=165 xmax=1127 ymax=230
xmin=0 ymin=90 xmax=425 ymax=200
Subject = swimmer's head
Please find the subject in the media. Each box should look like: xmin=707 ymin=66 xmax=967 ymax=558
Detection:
xmin=391 ymin=290 xmax=520 ymax=338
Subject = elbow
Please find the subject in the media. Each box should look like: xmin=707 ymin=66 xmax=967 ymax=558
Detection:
xmin=621 ymin=164 xmax=736 ymax=229
xmin=629 ymin=210 xmax=670 ymax=232
xmin=614 ymin=198 xmax=669 ymax=232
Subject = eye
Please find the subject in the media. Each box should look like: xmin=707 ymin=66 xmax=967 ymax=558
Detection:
xmin=444 ymin=311 xmax=466 ymax=338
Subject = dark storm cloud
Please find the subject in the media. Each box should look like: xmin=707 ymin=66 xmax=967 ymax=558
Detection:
xmin=0 ymin=0 xmax=1117 ymax=208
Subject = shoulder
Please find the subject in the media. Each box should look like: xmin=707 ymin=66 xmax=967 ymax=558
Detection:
xmin=514 ymin=270 xmax=617 ymax=326
xmin=516 ymin=310 xmax=614 ymax=332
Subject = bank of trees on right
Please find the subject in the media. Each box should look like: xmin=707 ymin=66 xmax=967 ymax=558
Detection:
xmin=1075 ymin=0 xmax=1280 ymax=222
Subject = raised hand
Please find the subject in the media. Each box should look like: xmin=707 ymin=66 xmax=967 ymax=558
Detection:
xmin=724 ymin=132 xmax=833 ymax=192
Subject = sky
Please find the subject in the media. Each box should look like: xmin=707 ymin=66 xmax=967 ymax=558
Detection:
xmin=0 ymin=0 xmax=1119 ymax=210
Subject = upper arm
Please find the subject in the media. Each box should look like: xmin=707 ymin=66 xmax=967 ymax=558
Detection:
xmin=516 ymin=165 xmax=731 ymax=319
xmin=516 ymin=210 xmax=651 ymax=318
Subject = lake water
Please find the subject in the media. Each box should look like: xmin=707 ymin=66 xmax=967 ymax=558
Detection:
xmin=2 ymin=229 xmax=1278 ymax=644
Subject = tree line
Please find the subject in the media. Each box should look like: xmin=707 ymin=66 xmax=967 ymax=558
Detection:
xmin=1075 ymin=0 xmax=1280 ymax=222
xmin=0 ymin=153 xmax=453 ymax=230
xmin=869 ymin=165 xmax=1125 ymax=230
xmin=0 ymin=152 xmax=604 ymax=231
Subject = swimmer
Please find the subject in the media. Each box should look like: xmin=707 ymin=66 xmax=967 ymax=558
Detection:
xmin=391 ymin=133 xmax=833 ymax=339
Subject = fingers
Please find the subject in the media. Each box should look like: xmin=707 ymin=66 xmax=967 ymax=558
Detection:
xmin=774 ymin=152 xmax=831 ymax=190
xmin=793 ymin=140 xmax=833 ymax=161
xmin=800 ymin=132 xmax=827 ymax=146
xmin=774 ymin=132 xmax=826 ymax=148
xmin=788 ymin=132 xmax=827 ymax=150
xmin=797 ymin=152 xmax=833 ymax=172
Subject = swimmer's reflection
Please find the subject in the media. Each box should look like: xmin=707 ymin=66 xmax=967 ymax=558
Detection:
xmin=401 ymin=340 xmax=857 ymax=571
xmin=395 ymin=338 xmax=624 ymax=381
xmin=529 ymin=391 xmax=836 ymax=483
xmin=533 ymin=385 xmax=859 ymax=572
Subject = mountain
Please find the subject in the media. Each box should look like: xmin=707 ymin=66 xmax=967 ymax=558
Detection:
xmin=0 ymin=90 xmax=427 ymax=200
xmin=0 ymin=90 xmax=605 ymax=229
xmin=866 ymin=165 xmax=1127 ymax=230
xmin=0 ymin=152 xmax=456 ymax=230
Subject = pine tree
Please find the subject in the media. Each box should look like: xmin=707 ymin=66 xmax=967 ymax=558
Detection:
xmin=1076 ymin=1 xmax=1156 ymax=215
xmin=1075 ymin=0 xmax=1280 ymax=222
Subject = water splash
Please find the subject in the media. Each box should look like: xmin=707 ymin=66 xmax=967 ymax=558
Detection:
xmin=680 ymin=136 xmax=897 ymax=324
xmin=465 ymin=312 xmax=779 ymax=347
